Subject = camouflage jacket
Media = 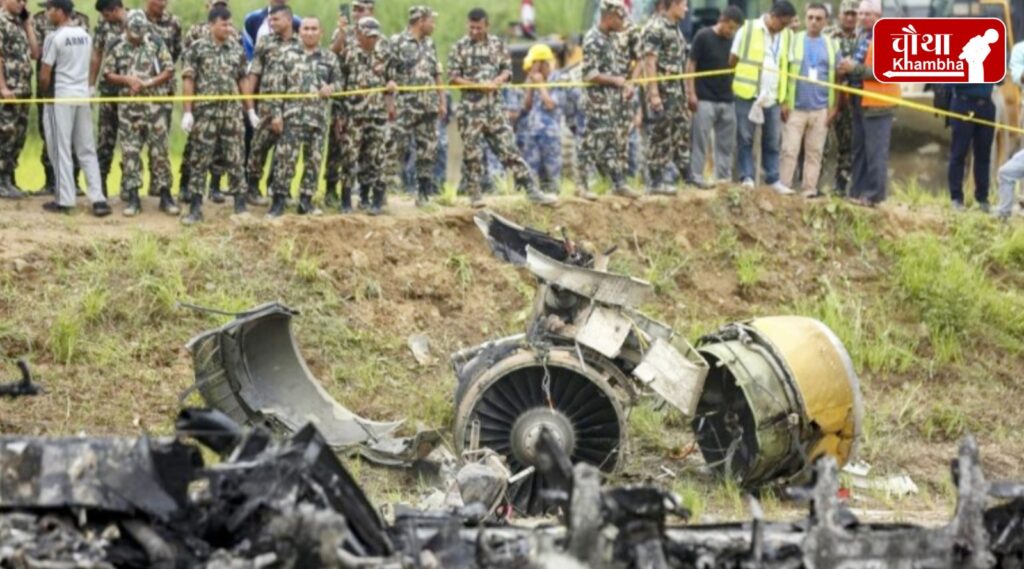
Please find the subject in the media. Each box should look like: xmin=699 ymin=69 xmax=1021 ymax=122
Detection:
xmin=617 ymin=23 xmax=643 ymax=71
xmin=181 ymin=36 xmax=246 ymax=118
xmin=641 ymin=14 xmax=688 ymax=100
xmin=0 ymin=8 xmax=32 ymax=95
xmin=583 ymin=26 xmax=629 ymax=113
xmin=94 ymin=19 xmax=124 ymax=92
xmin=281 ymin=47 xmax=343 ymax=127
xmin=145 ymin=11 xmax=181 ymax=97
xmin=183 ymin=22 xmax=239 ymax=53
xmin=447 ymin=33 xmax=511 ymax=104
xmin=100 ymin=36 xmax=173 ymax=118
xmin=827 ymin=27 xmax=859 ymax=59
xmin=249 ymin=33 xmax=304 ymax=118
xmin=342 ymin=39 xmax=394 ymax=120
xmin=388 ymin=29 xmax=441 ymax=116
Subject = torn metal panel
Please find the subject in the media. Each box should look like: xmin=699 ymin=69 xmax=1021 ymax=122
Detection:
xmin=474 ymin=210 xmax=593 ymax=267
xmin=631 ymin=337 xmax=709 ymax=418
xmin=575 ymin=304 xmax=633 ymax=358
xmin=185 ymin=303 xmax=438 ymax=467
xmin=525 ymin=247 xmax=653 ymax=309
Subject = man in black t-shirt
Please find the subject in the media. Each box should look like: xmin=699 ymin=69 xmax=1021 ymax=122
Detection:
xmin=685 ymin=6 xmax=743 ymax=188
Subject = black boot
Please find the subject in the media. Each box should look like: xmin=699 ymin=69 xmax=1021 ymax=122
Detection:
xmin=209 ymin=174 xmax=225 ymax=203
xmin=0 ymin=173 xmax=25 ymax=199
xmin=369 ymin=188 xmax=384 ymax=216
xmin=358 ymin=185 xmax=370 ymax=211
xmin=340 ymin=186 xmax=353 ymax=214
xmin=182 ymin=193 xmax=204 ymax=225
xmin=179 ymin=182 xmax=193 ymax=205
xmin=37 ymin=164 xmax=55 ymax=194
xmin=416 ymin=178 xmax=432 ymax=207
xmin=324 ymin=181 xmax=339 ymax=209
xmin=246 ymin=182 xmax=269 ymax=206
xmin=298 ymin=194 xmax=322 ymax=216
xmin=123 ymin=190 xmax=141 ymax=217
xmin=266 ymin=194 xmax=286 ymax=218
xmin=233 ymin=193 xmax=248 ymax=215
xmin=159 ymin=188 xmax=180 ymax=215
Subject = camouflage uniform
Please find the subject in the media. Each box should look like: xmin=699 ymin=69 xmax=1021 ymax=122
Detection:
xmin=640 ymin=13 xmax=690 ymax=190
xmin=325 ymin=28 xmax=353 ymax=200
xmin=0 ymin=8 xmax=33 ymax=188
xmin=181 ymin=36 xmax=246 ymax=195
xmin=99 ymin=33 xmax=174 ymax=198
xmin=341 ymin=27 xmax=394 ymax=209
xmin=271 ymin=46 xmax=343 ymax=198
xmin=447 ymin=33 xmax=536 ymax=201
xmin=522 ymin=70 xmax=568 ymax=193
xmin=824 ymin=24 xmax=859 ymax=195
xmin=246 ymin=33 xmax=303 ymax=192
xmin=33 ymin=9 xmax=89 ymax=187
xmin=579 ymin=24 xmax=632 ymax=189
xmin=93 ymin=19 xmax=124 ymax=185
xmin=180 ymin=21 xmax=241 ymax=192
xmin=388 ymin=26 xmax=442 ymax=199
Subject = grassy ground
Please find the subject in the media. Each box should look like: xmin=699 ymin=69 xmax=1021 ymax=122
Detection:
xmin=1 ymin=186 xmax=1022 ymax=522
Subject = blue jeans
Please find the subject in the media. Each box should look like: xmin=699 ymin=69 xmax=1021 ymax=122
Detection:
xmin=947 ymin=96 xmax=995 ymax=205
xmin=735 ymin=97 xmax=781 ymax=184
xmin=997 ymin=148 xmax=1024 ymax=218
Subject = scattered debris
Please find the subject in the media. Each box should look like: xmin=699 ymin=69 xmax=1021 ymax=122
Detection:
xmin=0 ymin=360 xmax=42 ymax=398
xmin=408 ymin=333 xmax=434 ymax=366
xmin=843 ymin=461 xmax=920 ymax=497
xmin=2 ymin=419 xmax=1021 ymax=568
xmin=185 ymin=303 xmax=440 ymax=468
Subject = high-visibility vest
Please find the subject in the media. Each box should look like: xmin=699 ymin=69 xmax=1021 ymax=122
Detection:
xmin=732 ymin=18 xmax=792 ymax=101
xmin=785 ymin=31 xmax=837 ymax=109
xmin=861 ymin=39 xmax=901 ymax=107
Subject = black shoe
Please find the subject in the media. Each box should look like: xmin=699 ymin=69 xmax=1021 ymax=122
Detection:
xmin=324 ymin=185 xmax=339 ymax=209
xmin=182 ymin=194 xmax=204 ymax=225
xmin=92 ymin=201 xmax=112 ymax=217
xmin=340 ymin=188 xmax=353 ymax=213
xmin=209 ymin=188 xmax=226 ymax=204
xmin=266 ymin=194 xmax=286 ymax=218
xmin=3 ymin=174 xmax=26 ymax=199
xmin=123 ymin=191 xmax=142 ymax=217
xmin=369 ymin=205 xmax=382 ymax=216
xmin=233 ymin=193 xmax=248 ymax=215
xmin=42 ymin=201 xmax=72 ymax=214
xmin=159 ymin=189 xmax=181 ymax=215
xmin=297 ymin=195 xmax=322 ymax=216
xmin=246 ymin=188 xmax=269 ymax=206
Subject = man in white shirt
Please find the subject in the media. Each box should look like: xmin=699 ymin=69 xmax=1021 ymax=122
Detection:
xmin=39 ymin=0 xmax=110 ymax=215
xmin=994 ymin=40 xmax=1024 ymax=220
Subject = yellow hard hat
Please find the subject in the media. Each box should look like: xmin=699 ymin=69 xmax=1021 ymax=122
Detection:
xmin=523 ymin=43 xmax=556 ymax=71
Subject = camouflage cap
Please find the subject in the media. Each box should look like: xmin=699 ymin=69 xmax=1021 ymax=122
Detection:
xmin=126 ymin=9 xmax=149 ymax=35
xmin=840 ymin=0 xmax=858 ymax=13
xmin=599 ymin=0 xmax=628 ymax=17
xmin=408 ymin=5 xmax=436 ymax=23
xmin=357 ymin=16 xmax=382 ymax=37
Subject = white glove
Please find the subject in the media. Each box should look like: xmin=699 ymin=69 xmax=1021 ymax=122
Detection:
xmin=247 ymin=109 xmax=261 ymax=128
xmin=181 ymin=112 xmax=194 ymax=133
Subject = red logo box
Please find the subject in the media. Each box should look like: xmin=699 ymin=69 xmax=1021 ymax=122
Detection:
xmin=872 ymin=18 xmax=1006 ymax=84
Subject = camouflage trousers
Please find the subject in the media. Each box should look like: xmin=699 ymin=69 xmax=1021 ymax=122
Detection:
xmin=391 ymin=110 xmax=439 ymax=190
xmin=185 ymin=107 xmax=245 ymax=195
xmin=117 ymin=109 xmax=171 ymax=195
xmin=96 ymin=95 xmax=118 ymax=178
xmin=457 ymin=98 xmax=533 ymax=197
xmin=348 ymin=116 xmax=388 ymax=205
xmin=0 ymin=101 xmax=29 ymax=176
xmin=325 ymin=112 xmax=352 ymax=189
xmin=272 ymin=123 xmax=324 ymax=198
xmin=823 ymin=106 xmax=853 ymax=194
xmin=247 ymin=120 xmax=282 ymax=190
xmin=523 ymin=128 xmax=562 ymax=193
xmin=579 ymin=109 xmax=630 ymax=188
xmin=643 ymin=97 xmax=690 ymax=186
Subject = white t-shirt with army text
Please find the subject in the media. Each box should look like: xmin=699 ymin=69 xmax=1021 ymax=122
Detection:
xmin=42 ymin=24 xmax=92 ymax=100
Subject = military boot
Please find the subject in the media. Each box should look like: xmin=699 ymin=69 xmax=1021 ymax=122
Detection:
xmin=369 ymin=188 xmax=384 ymax=216
xmin=358 ymin=185 xmax=370 ymax=211
xmin=246 ymin=183 xmax=269 ymax=206
xmin=233 ymin=193 xmax=248 ymax=215
xmin=298 ymin=194 xmax=322 ymax=216
xmin=340 ymin=186 xmax=353 ymax=214
xmin=159 ymin=188 xmax=181 ymax=215
xmin=35 ymin=164 xmax=55 ymax=195
xmin=416 ymin=178 xmax=432 ymax=207
xmin=324 ymin=181 xmax=340 ymax=209
xmin=209 ymin=174 xmax=226 ymax=204
xmin=0 ymin=174 xmax=25 ymax=199
xmin=520 ymin=178 xmax=558 ymax=206
xmin=182 ymin=194 xmax=204 ymax=226
xmin=179 ymin=182 xmax=193 ymax=205
xmin=123 ymin=190 xmax=142 ymax=217
xmin=266 ymin=194 xmax=286 ymax=218
xmin=611 ymin=175 xmax=641 ymax=199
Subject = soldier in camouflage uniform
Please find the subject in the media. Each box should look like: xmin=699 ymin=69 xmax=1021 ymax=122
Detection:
xmin=143 ymin=0 xmax=180 ymax=197
xmin=180 ymin=0 xmax=237 ymax=204
xmin=578 ymin=0 xmax=639 ymax=199
xmin=179 ymin=5 xmax=247 ymax=225
xmin=0 ymin=0 xmax=39 ymax=199
xmin=92 ymin=0 xmax=127 ymax=199
xmin=340 ymin=17 xmax=395 ymax=215
xmin=521 ymin=44 xmax=568 ymax=196
xmin=99 ymin=9 xmax=175 ymax=217
xmin=244 ymin=4 xmax=303 ymax=209
xmin=32 ymin=3 xmax=86 ymax=195
xmin=641 ymin=0 xmax=690 ymax=195
xmin=267 ymin=16 xmax=343 ymax=218
xmin=448 ymin=8 xmax=554 ymax=207
xmin=326 ymin=0 xmax=375 ymax=209
xmin=388 ymin=5 xmax=444 ymax=207
xmin=823 ymin=0 xmax=859 ymax=195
